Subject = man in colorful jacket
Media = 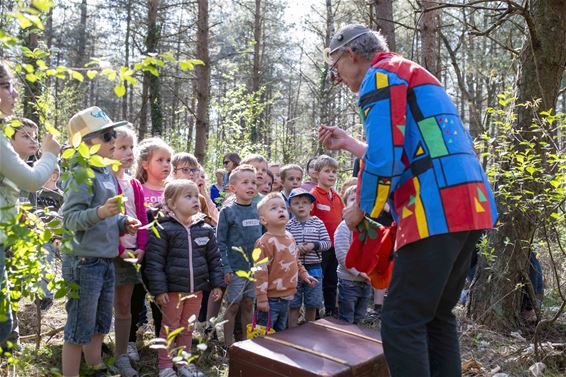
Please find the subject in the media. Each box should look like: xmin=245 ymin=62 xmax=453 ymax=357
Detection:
xmin=318 ymin=24 xmax=498 ymax=377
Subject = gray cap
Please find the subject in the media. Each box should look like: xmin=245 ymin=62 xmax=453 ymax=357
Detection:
xmin=328 ymin=24 xmax=372 ymax=54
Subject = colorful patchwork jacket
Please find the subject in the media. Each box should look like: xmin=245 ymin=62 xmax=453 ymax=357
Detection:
xmin=357 ymin=52 xmax=498 ymax=249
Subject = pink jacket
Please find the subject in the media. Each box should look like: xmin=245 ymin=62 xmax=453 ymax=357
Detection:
xmin=117 ymin=177 xmax=149 ymax=256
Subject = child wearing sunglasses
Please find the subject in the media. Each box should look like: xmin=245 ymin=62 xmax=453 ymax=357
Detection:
xmin=60 ymin=106 xmax=141 ymax=377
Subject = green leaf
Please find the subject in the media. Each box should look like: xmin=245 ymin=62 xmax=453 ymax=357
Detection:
xmin=88 ymin=155 xmax=107 ymax=167
xmin=71 ymin=70 xmax=84 ymax=82
xmin=89 ymin=144 xmax=101 ymax=154
xmin=78 ymin=142 xmax=90 ymax=158
xmin=15 ymin=13 xmax=33 ymax=29
xmin=235 ymin=270 xmax=250 ymax=279
xmin=32 ymin=0 xmax=55 ymax=12
xmin=61 ymin=148 xmax=75 ymax=159
xmin=71 ymin=132 xmax=82 ymax=148
xmin=114 ymin=84 xmax=126 ymax=97
xmin=25 ymin=73 xmax=38 ymax=83
xmin=86 ymin=70 xmax=98 ymax=79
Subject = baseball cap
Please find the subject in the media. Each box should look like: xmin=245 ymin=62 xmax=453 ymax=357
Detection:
xmin=67 ymin=106 xmax=128 ymax=141
xmin=324 ymin=24 xmax=372 ymax=63
xmin=288 ymin=188 xmax=316 ymax=204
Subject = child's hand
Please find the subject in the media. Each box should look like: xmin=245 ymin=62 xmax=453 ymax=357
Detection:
xmin=211 ymin=288 xmax=223 ymax=301
xmin=303 ymin=274 xmax=318 ymax=287
xmin=125 ymin=216 xmax=141 ymax=234
xmin=134 ymin=248 xmax=145 ymax=262
xmin=359 ymin=272 xmax=371 ymax=283
xmin=156 ymin=293 xmax=169 ymax=306
xmin=97 ymin=196 xmax=122 ymax=219
xmin=41 ymin=133 xmax=61 ymax=156
xmin=121 ymin=248 xmax=135 ymax=259
xmin=299 ymin=243 xmax=314 ymax=254
xmin=224 ymin=272 xmax=234 ymax=285
xmin=257 ymin=301 xmax=269 ymax=312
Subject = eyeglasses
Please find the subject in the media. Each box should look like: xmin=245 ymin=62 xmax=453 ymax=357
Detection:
xmin=327 ymin=52 xmax=346 ymax=83
xmin=83 ymin=129 xmax=117 ymax=143
xmin=223 ymin=160 xmax=231 ymax=165
xmin=174 ymin=167 xmax=200 ymax=175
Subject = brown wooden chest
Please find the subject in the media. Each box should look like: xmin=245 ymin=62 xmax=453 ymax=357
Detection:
xmin=228 ymin=318 xmax=389 ymax=377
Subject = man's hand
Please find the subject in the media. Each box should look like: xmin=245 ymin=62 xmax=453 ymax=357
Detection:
xmin=318 ymin=124 xmax=351 ymax=151
xmin=303 ymin=274 xmax=318 ymax=287
xmin=125 ymin=216 xmax=141 ymax=234
xmin=224 ymin=272 xmax=234 ymax=285
xmin=156 ymin=293 xmax=169 ymax=306
xmin=257 ymin=301 xmax=269 ymax=312
xmin=211 ymin=287 xmax=223 ymax=301
xmin=97 ymin=196 xmax=122 ymax=219
xmin=41 ymin=133 xmax=61 ymax=156
xmin=344 ymin=203 xmax=365 ymax=230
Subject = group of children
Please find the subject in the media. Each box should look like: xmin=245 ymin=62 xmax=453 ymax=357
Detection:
xmin=2 ymin=101 xmax=382 ymax=377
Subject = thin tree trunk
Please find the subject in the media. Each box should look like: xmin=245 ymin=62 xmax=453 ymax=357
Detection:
xmin=250 ymin=0 xmax=263 ymax=143
xmin=122 ymin=0 xmax=133 ymax=120
xmin=194 ymin=0 xmax=210 ymax=163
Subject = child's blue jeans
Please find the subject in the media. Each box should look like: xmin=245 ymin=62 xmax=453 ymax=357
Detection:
xmin=257 ymin=297 xmax=291 ymax=332
xmin=62 ymin=254 xmax=115 ymax=344
xmin=0 ymin=244 xmax=13 ymax=343
xmin=338 ymin=278 xmax=372 ymax=324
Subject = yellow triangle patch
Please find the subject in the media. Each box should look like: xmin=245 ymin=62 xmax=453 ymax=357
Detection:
xmin=474 ymin=197 xmax=485 ymax=213
xmin=402 ymin=206 xmax=413 ymax=218
xmin=376 ymin=72 xmax=389 ymax=89
xmin=364 ymin=107 xmax=371 ymax=116
xmin=416 ymin=146 xmax=424 ymax=156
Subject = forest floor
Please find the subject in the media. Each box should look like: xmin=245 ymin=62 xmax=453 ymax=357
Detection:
xmin=0 ymin=297 xmax=564 ymax=377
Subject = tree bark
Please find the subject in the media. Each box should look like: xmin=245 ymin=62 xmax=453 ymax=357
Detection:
xmin=370 ymin=0 xmax=396 ymax=51
xmin=122 ymin=0 xmax=133 ymax=120
xmin=469 ymin=0 xmax=566 ymax=331
xmin=319 ymin=0 xmax=334 ymax=125
xmin=419 ymin=0 xmax=441 ymax=78
xmin=194 ymin=0 xmax=210 ymax=163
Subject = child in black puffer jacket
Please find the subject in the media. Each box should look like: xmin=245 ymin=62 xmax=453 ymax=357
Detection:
xmin=144 ymin=179 xmax=224 ymax=377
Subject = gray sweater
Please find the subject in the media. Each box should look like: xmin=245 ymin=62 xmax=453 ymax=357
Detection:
xmin=217 ymin=201 xmax=263 ymax=274
xmin=61 ymin=165 xmax=126 ymax=258
xmin=334 ymin=221 xmax=367 ymax=282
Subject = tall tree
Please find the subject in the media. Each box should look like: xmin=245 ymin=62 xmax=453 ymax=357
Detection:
xmin=250 ymin=0 xmax=263 ymax=143
xmin=194 ymin=0 xmax=210 ymax=163
xmin=419 ymin=0 xmax=441 ymax=78
xmin=369 ymin=0 xmax=396 ymax=51
xmin=469 ymin=0 xmax=566 ymax=330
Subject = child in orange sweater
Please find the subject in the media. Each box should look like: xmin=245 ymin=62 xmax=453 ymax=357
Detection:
xmin=255 ymin=193 xmax=317 ymax=331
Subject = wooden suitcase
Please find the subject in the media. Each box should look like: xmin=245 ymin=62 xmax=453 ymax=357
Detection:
xmin=228 ymin=318 xmax=389 ymax=377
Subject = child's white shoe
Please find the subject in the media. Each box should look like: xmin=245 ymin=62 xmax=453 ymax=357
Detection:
xmin=127 ymin=342 xmax=140 ymax=362
xmin=159 ymin=367 xmax=177 ymax=377
xmin=115 ymin=354 xmax=138 ymax=377
xmin=177 ymin=364 xmax=204 ymax=377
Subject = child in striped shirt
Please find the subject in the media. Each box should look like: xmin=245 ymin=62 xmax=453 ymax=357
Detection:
xmin=285 ymin=188 xmax=331 ymax=327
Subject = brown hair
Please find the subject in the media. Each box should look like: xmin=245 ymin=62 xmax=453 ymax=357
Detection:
xmin=343 ymin=185 xmax=357 ymax=204
xmin=11 ymin=118 xmax=38 ymax=139
xmin=280 ymin=164 xmax=304 ymax=181
xmin=341 ymin=177 xmax=358 ymax=197
xmin=164 ymin=179 xmax=199 ymax=208
xmin=134 ymin=137 xmax=173 ymax=183
xmin=314 ymin=154 xmax=338 ymax=172
xmin=172 ymin=152 xmax=200 ymax=169
xmin=0 ymin=62 xmax=11 ymax=82
xmin=228 ymin=164 xmax=256 ymax=185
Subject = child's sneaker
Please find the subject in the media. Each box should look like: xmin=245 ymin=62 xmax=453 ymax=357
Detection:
xmin=127 ymin=341 xmax=140 ymax=361
xmin=159 ymin=367 xmax=177 ymax=377
xmin=177 ymin=364 xmax=204 ymax=377
xmin=115 ymin=354 xmax=139 ymax=377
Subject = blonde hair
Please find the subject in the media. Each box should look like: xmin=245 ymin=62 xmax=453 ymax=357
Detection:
xmin=314 ymin=155 xmax=338 ymax=172
xmin=257 ymin=192 xmax=285 ymax=216
xmin=134 ymin=137 xmax=173 ymax=183
xmin=241 ymin=153 xmax=268 ymax=166
xmin=341 ymin=177 xmax=358 ymax=197
xmin=115 ymin=124 xmax=137 ymax=144
xmin=280 ymin=164 xmax=303 ymax=181
xmin=228 ymin=164 xmax=256 ymax=185
xmin=164 ymin=179 xmax=199 ymax=208
xmin=343 ymin=185 xmax=357 ymax=204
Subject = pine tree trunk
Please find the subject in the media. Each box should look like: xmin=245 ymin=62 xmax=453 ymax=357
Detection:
xmin=250 ymin=0 xmax=263 ymax=143
xmin=469 ymin=0 xmax=566 ymax=331
xmin=419 ymin=0 xmax=441 ymax=78
xmin=370 ymin=0 xmax=396 ymax=51
xmin=122 ymin=0 xmax=132 ymax=120
xmin=194 ymin=0 xmax=210 ymax=163
xmin=147 ymin=0 xmax=162 ymax=136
